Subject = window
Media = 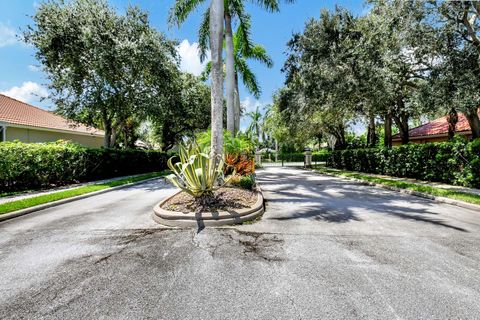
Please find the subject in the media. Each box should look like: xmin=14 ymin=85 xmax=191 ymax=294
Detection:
xmin=0 ymin=126 xmax=4 ymax=142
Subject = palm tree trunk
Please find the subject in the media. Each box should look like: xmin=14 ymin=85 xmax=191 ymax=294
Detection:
xmin=234 ymin=73 xmax=241 ymax=134
xmin=209 ymin=0 xmax=224 ymax=157
xmin=225 ymin=11 xmax=235 ymax=135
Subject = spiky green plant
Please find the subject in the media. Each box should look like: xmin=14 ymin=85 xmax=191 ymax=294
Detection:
xmin=166 ymin=142 xmax=233 ymax=197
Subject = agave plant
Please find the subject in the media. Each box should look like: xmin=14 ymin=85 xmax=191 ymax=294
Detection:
xmin=166 ymin=142 xmax=234 ymax=198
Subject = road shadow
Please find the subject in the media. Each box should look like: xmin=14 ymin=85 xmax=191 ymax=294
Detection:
xmin=256 ymin=168 xmax=469 ymax=232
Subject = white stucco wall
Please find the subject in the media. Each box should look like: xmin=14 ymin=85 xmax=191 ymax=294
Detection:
xmin=5 ymin=126 xmax=104 ymax=148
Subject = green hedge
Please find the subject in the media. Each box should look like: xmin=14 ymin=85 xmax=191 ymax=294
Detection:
xmin=326 ymin=140 xmax=480 ymax=188
xmin=0 ymin=141 xmax=169 ymax=193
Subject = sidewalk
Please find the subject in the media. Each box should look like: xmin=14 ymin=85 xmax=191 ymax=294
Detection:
xmin=0 ymin=173 xmax=166 ymax=205
xmin=314 ymin=166 xmax=480 ymax=197
xmin=364 ymin=173 xmax=480 ymax=197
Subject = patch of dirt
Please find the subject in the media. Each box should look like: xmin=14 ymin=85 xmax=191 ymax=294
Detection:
xmin=161 ymin=187 xmax=258 ymax=213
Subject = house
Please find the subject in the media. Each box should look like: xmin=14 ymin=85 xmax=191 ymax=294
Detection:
xmin=0 ymin=94 xmax=104 ymax=148
xmin=392 ymin=111 xmax=477 ymax=146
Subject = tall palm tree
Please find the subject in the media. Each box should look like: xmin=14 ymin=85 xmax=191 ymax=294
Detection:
xmin=233 ymin=25 xmax=273 ymax=132
xmin=209 ymin=0 xmax=224 ymax=157
xmin=169 ymin=0 xmax=290 ymax=136
xmin=202 ymin=25 xmax=273 ymax=133
xmin=246 ymin=105 xmax=262 ymax=142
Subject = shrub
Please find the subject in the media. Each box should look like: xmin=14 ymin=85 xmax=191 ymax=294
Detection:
xmin=326 ymin=140 xmax=480 ymax=188
xmin=313 ymin=149 xmax=331 ymax=162
xmin=278 ymin=152 xmax=304 ymax=162
xmin=196 ymin=130 xmax=254 ymax=156
xmin=225 ymin=154 xmax=255 ymax=176
xmin=0 ymin=141 xmax=169 ymax=193
xmin=166 ymin=142 xmax=233 ymax=198
xmin=230 ymin=174 xmax=256 ymax=190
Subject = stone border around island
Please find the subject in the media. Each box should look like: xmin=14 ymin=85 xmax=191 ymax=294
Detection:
xmin=152 ymin=188 xmax=265 ymax=228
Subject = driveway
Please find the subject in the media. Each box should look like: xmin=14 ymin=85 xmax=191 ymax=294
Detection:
xmin=1 ymin=167 xmax=480 ymax=319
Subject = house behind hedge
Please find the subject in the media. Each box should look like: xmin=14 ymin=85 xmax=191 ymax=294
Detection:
xmin=0 ymin=94 xmax=104 ymax=148
xmin=392 ymin=111 xmax=478 ymax=145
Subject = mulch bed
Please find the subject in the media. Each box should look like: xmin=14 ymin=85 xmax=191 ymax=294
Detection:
xmin=161 ymin=187 xmax=258 ymax=213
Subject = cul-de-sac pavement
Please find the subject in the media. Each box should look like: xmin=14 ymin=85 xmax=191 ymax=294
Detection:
xmin=1 ymin=167 xmax=480 ymax=320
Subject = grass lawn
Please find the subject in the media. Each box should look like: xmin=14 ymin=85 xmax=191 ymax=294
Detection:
xmin=0 ymin=172 xmax=167 ymax=215
xmin=313 ymin=166 xmax=480 ymax=206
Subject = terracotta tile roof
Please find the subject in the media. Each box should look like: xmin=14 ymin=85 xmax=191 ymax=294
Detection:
xmin=393 ymin=110 xmax=478 ymax=140
xmin=0 ymin=94 xmax=104 ymax=136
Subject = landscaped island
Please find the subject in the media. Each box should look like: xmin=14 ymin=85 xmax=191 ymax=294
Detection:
xmin=153 ymin=135 xmax=262 ymax=228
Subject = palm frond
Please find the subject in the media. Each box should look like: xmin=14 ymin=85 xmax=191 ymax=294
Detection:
xmin=230 ymin=0 xmax=253 ymax=55
xmin=200 ymin=61 xmax=212 ymax=81
xmin=236 ymin=57 xmax=261 ymax=98
xmin=168 ymin=0 xmax=205 ymax=27
xmin=198 ymin=8 xmax=210 ymax=62
xmin=246 ymin=44 xmax=273 ymax=67
xmin=250 ymin=0 xmax=280 ymax=12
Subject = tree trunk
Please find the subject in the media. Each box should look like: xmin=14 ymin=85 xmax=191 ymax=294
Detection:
xmin=275 ymin=139 xmax=278 ymax=162
xmin=465 ymin=107 xmax=480 ymax=139
xmin=393 ymin=118 xmax=409 ymax=144
xmin=224 ymin=11 xmax=235 ymax=135
xmin=111 ymin=126 xmax=118 ymax=148
xmin=103 ymin=124 xmax=112 ymax=148
xmin=102 ymin=109 xmax=112 ymax=148
xmin=333 ymin=124 xmax=346 ymax=150
xmin=209 ymin=0 xmax=224 ymax=157
xmin=367 ymin=114 xmax=377 ymax=147
xmin=234 ymin=74 xmax=241 ymax=134
xmin=384 ymin=112 xmax=392 ymax=148
xmin=447 ymin=107 xmax=458 ymax=140
xmin=393 ymin=109 xmax=409 ymax=145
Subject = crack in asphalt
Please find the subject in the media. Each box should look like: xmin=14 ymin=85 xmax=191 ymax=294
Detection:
xmin=191 ymin=229 xmax=285 ymax=262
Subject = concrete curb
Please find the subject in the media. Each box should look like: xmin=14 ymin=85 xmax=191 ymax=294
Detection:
xmin=0 ymin=176 xmax=165 ymax=223
xmin=316 ymin=171 xmax=480 ymax=212
xmin=153 ymin=188 xmax=265 ymax=228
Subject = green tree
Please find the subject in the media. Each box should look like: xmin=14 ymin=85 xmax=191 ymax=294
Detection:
xmin=202 ymin=25 xmax=273 ymax=133
xmin=246 ymin=105 xmax=262 ymax=142
xmin=150 ymin=73 xmax=212 ymax=150
xmin=169 ymin=0 xmax=290 ymax=136
xmin=24 ymin=0 xmax=179 ymax=148
xmin=281 ymin=8 xmax=359 ymax=149
xmin=428 ymin=1 xmax=480 ymax=138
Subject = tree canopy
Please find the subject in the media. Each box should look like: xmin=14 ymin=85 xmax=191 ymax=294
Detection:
xmin=274 ymin=0 xmax=480 ymax=151
xmin=24 ymin=0 xmax=210 ymax=150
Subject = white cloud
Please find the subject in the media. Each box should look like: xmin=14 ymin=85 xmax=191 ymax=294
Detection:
xmin=177 ymin=39 xmax=209 ymax=76
xmin=28 ymin=65 xmax=41 ymax=72
xmin=240 ymin=96 xmax=271 ymax=131
xmin=241 ymin=96 xmax=263 ymax=114
xmin=0 ymin=23 xmax=18 ymax=47
xmin=1 ymin=81 xmax=48 ymax=103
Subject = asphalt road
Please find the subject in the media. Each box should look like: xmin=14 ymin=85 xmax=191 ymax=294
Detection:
xmin=1 ymin=167 xmax=480 ymax=319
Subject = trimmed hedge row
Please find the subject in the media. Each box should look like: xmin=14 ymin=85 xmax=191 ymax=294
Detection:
xmin=326 ymin=140 xmax=480 ymax=188
xmin=0 ymin=141 xmax=169 ymax=193
xmin=279 ymin=150 xmax=331 ymax=162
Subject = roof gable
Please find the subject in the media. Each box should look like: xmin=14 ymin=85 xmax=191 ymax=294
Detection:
xmin=393 ymin=110 xmax=478 ymax=140
xmin=0 ymin=94 xmax=104 ymax=136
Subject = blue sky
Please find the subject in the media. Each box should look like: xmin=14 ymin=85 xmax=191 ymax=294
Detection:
xmin=0 ymin=0 xmax=366 ymax=129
